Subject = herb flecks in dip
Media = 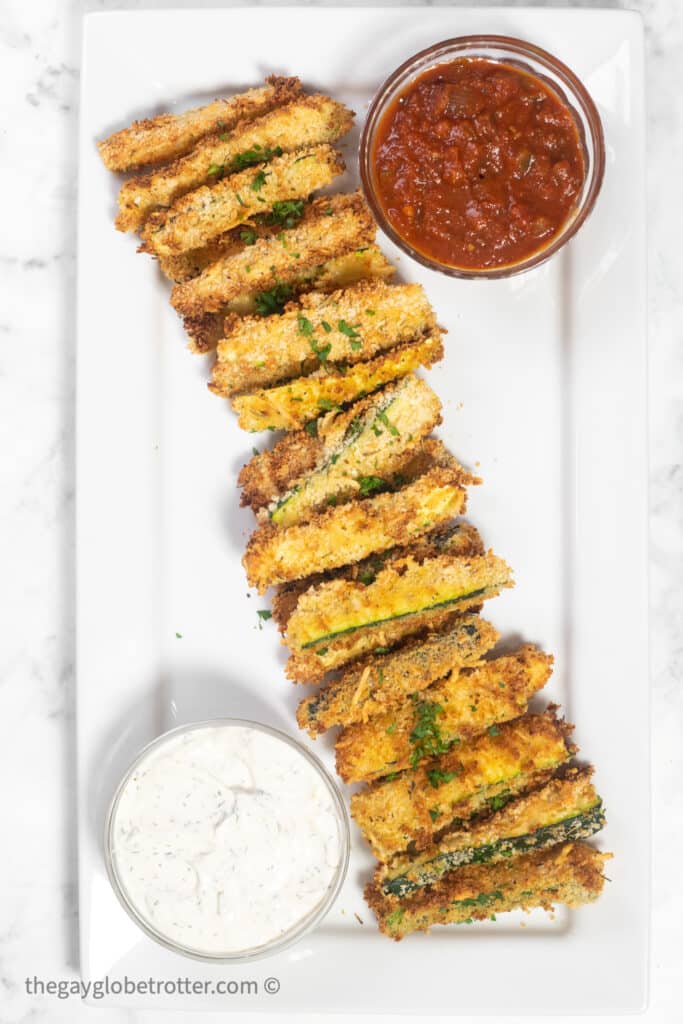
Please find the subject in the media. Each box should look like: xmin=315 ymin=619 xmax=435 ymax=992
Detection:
xmin=110 ymin=724 xmax=343 ymax=956
xmin=372 ymin=58 xmax=586 ymax=270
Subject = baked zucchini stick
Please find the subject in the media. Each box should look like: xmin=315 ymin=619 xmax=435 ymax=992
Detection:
xmin=243 ymin=465 xmax=470 ymax=593
xmin=170 ymin=191 xmax=375 ymax=315
xmin=183 ymin=245 xmax=395 ymax=352
xmin=210 ymin=280 xmax=437 ymax=396
xmin=141 ymin=145 xmax=344 ymax=255
xmin=335 ymin=646 xmax=554 ymax=783
xmin=230 ymin=333 xmax=444 ymax=432
xmin=367 ymin=842 xmax=610 ymax=939
xmin=98 ymin=76 xmax=301 ymax=172
xmin=285 ymin=550 xmax=513 ymax=682
xmin=264 ymin=376 xmax=442 ymax=527
xmin=296 ymin=611 xmax=495 ymax=736
xmin=376 ymin=767 xmax=605 ymax=897
xmin=279 ymin=516 xmax=484 ymax=635
xmin=350 ymin=708 xmax=574 ymax=860
xmin=116 ymin=92 xmax=353 ymax=231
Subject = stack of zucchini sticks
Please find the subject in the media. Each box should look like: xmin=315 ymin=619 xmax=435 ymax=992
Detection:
xmin=99 ymin=77 xmax=611 ymax=940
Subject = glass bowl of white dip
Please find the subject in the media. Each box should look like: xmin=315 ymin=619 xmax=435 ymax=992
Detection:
xmin=104 ymin=719 xmax=350 ymax=963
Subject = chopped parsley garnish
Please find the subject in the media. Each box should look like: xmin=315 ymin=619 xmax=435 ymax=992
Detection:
xmin=374 ymin=646 xmax=391 ymax=655
xmin=304 ymin=419 xmax=319 ymax=438
xmin=298 ymin=314 xmax=331 ymax=368
xmin=175 ymin=632 xmax=183 ymax=639
xmin=251 ymin=169 xmax=270 ymax=192
xmin=386 ymin=722 xmax=397 ymax=735
xmin=230 ymin=144 xmax=282 ymax=172
xmin=429 ymin=806 xmax=442 ymax=822
xmin=409 ymin=700 xmax=452 ymax=768
xmin=376 ymin=409 xmax=400 ymax=437
xmin=321 ymin=320 xmax=332 ymax=333
xmin=317 ymin=397 xmax=339 ymax=412
xmin=252 ymin=446 xmax=260 ymax=456
xmin=258 ymin=199 xmax=305 ymax=229
xmin=294 ymin=152 xmax=315 ymax=163
xmin=358 ymin=475 xmax=387 ymax=497
xmin=426 ymin=768 xmax=458 ymax=789
xmin=488 ymin=724 xmax=501 ymax=737
xmin=256 ymin=609 xmax=272 ymax=629
xmin=315 ymin=647 xmax=329 ymax=657
xmin=345 ymin=416 xmax=363 ymax=442
xmin=235 ymin=192 xmax=246 ymax=207
xmin=365 ymin=308 xmax=376 ymax=315
xmin=253 ymin=284 xmax=293 ymax=316
xmin=207 ymin=163 xmax=224 ymax=178
xmin=486 ymin=792 xmax=512 ymax=812
xmin=338 ymin=319 xmax=361 ymax=339
xmin=327 ymin=495 xmax=338 ymax=506
xmin=239 ymin=227 xmax=257 ymax=245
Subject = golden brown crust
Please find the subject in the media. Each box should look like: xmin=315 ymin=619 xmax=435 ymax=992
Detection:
xmin=170 ymin=191 xmax=375 ymax=314
xmin=140 ymin=145 xmax=344 ymax=256
xmin=284 ymin=550 xmax=513 ymax=682
xmin=230 ymin=333 xmax=444 ymax=432
xmin=278 ymin=516 xmax=483 ymax=636
xmin=243 ymin=465 xmax=470 ymax=593
xmin=98 ymin=76 xmax=302 ymax=172
xmin=296 ymin=609 xmax=496 ymax=736
xmin=182 ymin=244 xmax=395 ymax=353
xmin=116 ymin=92 xmax=354 ymax=231
xmin=349 ymin=707 xmax=574 ymax=859
xmin=366 ymin=842 xmax=610 ymax=939
xmin=335 ymin=646 xmax=554 ymax=783
xmin=210 ymin=279 xmax=437 ymax=396
xmin=375 ymin=766 xmax=600 ymax=893
xmin=238 ymin=429 xmax=322 ymax=511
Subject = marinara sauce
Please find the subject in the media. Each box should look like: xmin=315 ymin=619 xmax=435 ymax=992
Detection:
xmin=372 ymin=59 xmax=586 ymax=271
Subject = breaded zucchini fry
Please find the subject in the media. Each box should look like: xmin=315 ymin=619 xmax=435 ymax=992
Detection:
xmin=230 ymin=333 xmax=444 ymax=432
xmin=210 ymin=280 xmax=437 ymax=396
xmin=141 ymin=145 xmax=344 ymax=255
xmin=376 ymin=767 xmax=605 ymax=897
xmin=335 ymin=646 xmax=554 ymax=783
xmin=279 ymin=514 xmax=483 ymax=635
xmin=367 ymin=842 xmax=610 ymax=939
xmin=285 ymin=550 xmax=513 ymax=682
xmin=171 ymin=191 xmax=375 ymax=315
xmin=350 ymin=708 xmax=574 ymax=860
xmin=243 ymin=465 xmax=470 ymax=593
xmin=297 ymin=611 xmax=497 ymax=736
xmin=183 ymin=245 xmax=395 ymax=352
xmin=116 ymin=93 xmax=354 ymax=231
xmin=98 ymin=76 xmax=301 ymax=172
xmin=266 ymin=376 xmax=441 ymax=527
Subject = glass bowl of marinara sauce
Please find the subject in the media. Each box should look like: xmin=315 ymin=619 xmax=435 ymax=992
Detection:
xmin=360 ymin=35 xmax=605 ymax=278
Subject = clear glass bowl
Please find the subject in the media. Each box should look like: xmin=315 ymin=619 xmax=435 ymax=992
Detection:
xmin=104 ymin=718 xmax=350 ymax=963
xmin=360 ymin=35 xmax=605 ymax=279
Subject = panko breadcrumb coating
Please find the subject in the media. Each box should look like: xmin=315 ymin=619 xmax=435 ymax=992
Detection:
xmin=98 ymin=76 xmax=301 ymax=172
xmin=170 ymin=191 xmax=375 ymax=315
xmin=141 ymin=144 xmax=344 ymax=256
xmin=285 ymin=550 xmax=513 ymax=682
xmin=243 ymin=465 xmax=471 ymax=593
xmin=116 ymin=91 xmax=353 ymax=231
xmin=366 ymin=842 xmax=610 ymax=939
xmin=210 ymin=279 xmax=438 ymax=396
xmin=375 ymin=767 xmax=604 ymax=897
xmin=183 ymin=245 xmax=395 ymax=352
xmin=335 ymin=646 xmax=554 ymax=783
xmin=350 ymin=708 xmax=574 ymax=860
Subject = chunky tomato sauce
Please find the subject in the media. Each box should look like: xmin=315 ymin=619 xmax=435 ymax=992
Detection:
xmin=372 ymin=58 xmax=586 ymax=270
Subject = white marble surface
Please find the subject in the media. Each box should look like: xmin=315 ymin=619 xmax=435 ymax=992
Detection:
xmin=0 ymin=1 xmax=680 ymax=1021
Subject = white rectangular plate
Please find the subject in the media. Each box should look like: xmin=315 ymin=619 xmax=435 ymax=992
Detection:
xmin=77 ymin=6 xmax=648 ymax=1014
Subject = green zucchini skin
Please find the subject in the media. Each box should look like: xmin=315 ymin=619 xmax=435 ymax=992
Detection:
xmin=300 ymin=586 xmax=491 ymax=649
xmin=382 ymin=802 xmax=606 ymax=898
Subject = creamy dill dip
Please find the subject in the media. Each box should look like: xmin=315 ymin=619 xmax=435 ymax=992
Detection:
xmin=107 ymin=722 xmax=346 ymax=957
